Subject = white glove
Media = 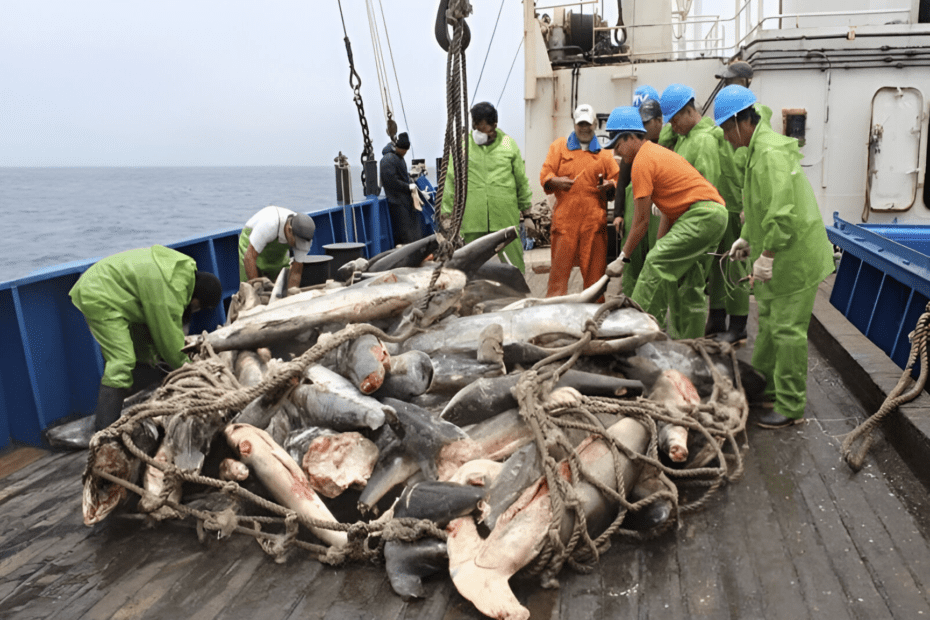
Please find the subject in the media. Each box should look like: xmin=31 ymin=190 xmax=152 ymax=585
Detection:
xmin=606 ymin=251 xmax=629 ymax=278
xmin=651 ymin=204 xmax=661 ymax=217
xmin=729 ymin=238 xmax=751 ymax=261
xmin=410 ymin=185 xmax=423 ymax=212
xmin=753 ymin=254 xmax=774 ymax=282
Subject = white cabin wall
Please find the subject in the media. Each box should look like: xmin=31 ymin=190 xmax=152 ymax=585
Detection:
xmin=751 ymin=53 xmax=930 ymax=225
xmin=780 ymin=0 xmax=915 ymax=28
xmin=524 ymin=59 xmax=723 ymax=203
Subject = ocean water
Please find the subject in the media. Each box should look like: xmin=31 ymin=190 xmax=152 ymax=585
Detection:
xmin=0 ymin=166 xmax=378 ymax=282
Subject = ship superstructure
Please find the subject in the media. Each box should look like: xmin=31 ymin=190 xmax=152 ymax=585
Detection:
xmin=523 ymin=0 xmax=930 ymax=224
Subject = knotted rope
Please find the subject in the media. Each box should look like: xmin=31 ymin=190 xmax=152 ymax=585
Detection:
xmin=504 ymin=299 xmax=749 ymax=587
xmin=841 ymin=301 xmax=930 ymax=471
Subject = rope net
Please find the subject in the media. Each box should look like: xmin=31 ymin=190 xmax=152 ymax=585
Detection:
xmin=82 ymin=294 xmax=749 ymax=583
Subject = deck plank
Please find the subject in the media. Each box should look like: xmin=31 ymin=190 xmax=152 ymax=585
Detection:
xmin=3 ymin=301 xmax=930 ymax=619
xmin=800 ymin=358 xmax=930 ymax=618
xmin=0 ymin=447 xmax=50 ymax=480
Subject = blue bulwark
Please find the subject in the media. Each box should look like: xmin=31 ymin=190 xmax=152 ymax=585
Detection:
xmin=826 ymin=213 xmax=930 ymax=376
xmin=0 ymin=198 xmax=390 ymax=448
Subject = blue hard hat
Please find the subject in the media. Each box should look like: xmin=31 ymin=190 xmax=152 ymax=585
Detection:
xmin=713 ymin=84 xmax=757 ymax=125
xmin=604 ymin=106 xmax=646 ymax=148
xmin=660 ymin=84 xmax=696 ymax=121
xmin=633 ymin=85 xmax=660 ymax=108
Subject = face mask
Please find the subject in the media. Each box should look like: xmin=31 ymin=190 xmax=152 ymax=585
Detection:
xmin=472 ymin=129 xmax=490 ymax=146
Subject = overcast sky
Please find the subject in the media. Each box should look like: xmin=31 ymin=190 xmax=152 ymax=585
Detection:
xmin=1 ymin=1 xmax=537 ymax=167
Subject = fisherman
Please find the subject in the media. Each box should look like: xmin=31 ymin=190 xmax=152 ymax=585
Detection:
xmin=441 ymin=101 xmax=533 ymax=272
xmin=659 ymin=83 xmax=749 ymax=343
xmin=716 ymin=60 xmax=753 ymax=88
xmin=539 ymin=103 xmax=618 ymax=296
xmin=604 ymin=106 xmax=727 ymax=339
xmin=380 ymin=131 xmax=424 ymax=247
xmin=238 ymin=206 xmax=316 ymax=289
xmin=613 ymin=88 xmax=664 ymax=296
xmin=713 ymin=85 xmax=834 ymax=428
xmin=69 ymin=245 xmax=222 ymax=444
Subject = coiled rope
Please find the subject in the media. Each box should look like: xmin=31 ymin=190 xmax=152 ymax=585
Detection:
xmin=841 ymin=301 xmax=930 ymax=471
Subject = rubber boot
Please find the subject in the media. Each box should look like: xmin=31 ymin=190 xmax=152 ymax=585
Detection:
xmin=93 ymin=384 xmax=130 ymax=432
xmin=716 ymin=314 xmax=748 ymax=346
xmin=705 ymin=307 xmax=727 ymax=336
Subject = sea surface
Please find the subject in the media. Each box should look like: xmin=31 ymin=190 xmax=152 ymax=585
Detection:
xmin=0 ymin=166 xmax=382 ymax=282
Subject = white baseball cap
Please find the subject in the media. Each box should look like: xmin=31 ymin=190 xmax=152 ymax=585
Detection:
xmin=573 ymin=104 xmax=596 ymax=125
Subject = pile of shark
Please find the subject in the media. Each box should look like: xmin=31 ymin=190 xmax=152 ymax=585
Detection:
xmin=76 ymin=226 xmax=763 ymax=620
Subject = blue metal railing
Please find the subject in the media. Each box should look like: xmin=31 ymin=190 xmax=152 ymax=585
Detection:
xmin=0 ymin=196 xmax=399 ymax=448
xmin=826 ymin=213 xmax=930 ymax=376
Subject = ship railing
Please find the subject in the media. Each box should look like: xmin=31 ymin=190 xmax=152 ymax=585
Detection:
xmin=0 ymin=195 xmax=400 ymax=450
xmin=546 ymin=1 xmax=913 ymax=62
xmin=734 ymin=2 xmax=912 ymax=50
xmin=592 ymin=20 xmax=727 ymax=60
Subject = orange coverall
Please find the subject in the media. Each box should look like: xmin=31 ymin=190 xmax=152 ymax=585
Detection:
xmin=540 ymin=135 xmax=619 ymax=296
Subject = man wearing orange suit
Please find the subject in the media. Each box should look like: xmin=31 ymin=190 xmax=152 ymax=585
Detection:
xmin=540 ymin=104 xmax=619 ymax=297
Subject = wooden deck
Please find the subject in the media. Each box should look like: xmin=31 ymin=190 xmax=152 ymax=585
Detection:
xmin=2 ymin=268 xmax=930 ymax=619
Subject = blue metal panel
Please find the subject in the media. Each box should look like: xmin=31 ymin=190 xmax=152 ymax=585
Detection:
xmin=861 ymin=223 xmax=930 ymax=257
xmin=0 ymin=198 xmax=387 ymax=447
xmin=829 ymin=251 xmax=859 ymax=314
xmin=827 ymin=213 xmax=930 ymax=377
xmin=828 ymin=216 xmax=930 ymax=299
xmin=0 ymin=287 xmax=29 ymax=450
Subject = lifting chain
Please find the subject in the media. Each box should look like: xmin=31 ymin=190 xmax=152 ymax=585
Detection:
xmin=338 ymin=0 xmax=376 ymax=189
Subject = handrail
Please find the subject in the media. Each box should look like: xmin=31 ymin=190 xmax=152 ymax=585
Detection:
xmin=535 ymin=0 xmax=597 ymax=11
xmin=735 ymin=5 xmax=911 ymax=49
xmin=584 ymin=4 xmax=914 ymax=61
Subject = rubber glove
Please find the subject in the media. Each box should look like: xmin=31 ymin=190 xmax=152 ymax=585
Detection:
xmin=753 ymin=253 xmax=774 ymax=282
xmin=729 ymin=238 xmax=751 ymax=261
xmin=410 ymin=184 xmax=423 ymax=212
xmin=606 ymin=251 xmax=629 ymax=278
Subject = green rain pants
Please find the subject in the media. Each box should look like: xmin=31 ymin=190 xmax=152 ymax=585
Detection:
xmin=708 ymin=211 xmax=750 ymax=315
xmin=238 ymin=227 xmax=291 ymax=281
xmin=84 ymin=318 xmax=159 ymax=389
xmin=631 ymin=201 xmax=727 ymax=339
xmin=462 ymin=231 xmax=526 ymax=273
xmin=620 ymin=184 xmax=661 ymax=297
xmin=752 ymin=282 xmax=818 ymax=419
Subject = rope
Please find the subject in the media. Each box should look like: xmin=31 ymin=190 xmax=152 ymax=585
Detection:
xmin=365 ymin=0 xmax=396 ymax=140
xmin=415 ymin=0 xmax=472 ymax=321
xmin=83 ymin=321 xmax=447 ymax=566
xmin=500 ymin=298 xmax=749 ymax=585
xmin=377 ymin=0 xmax=411 ymax=150
xmin=471 ymin=0 xmax=507 ymax=102
xmin=434 ymin=0 xmax=471 ymax=240
xmin=82 ymin=290 xmax=747 ymax=582
xmin=337 ymin=0 xmax=376 ymax=189
xmin=841 ymin=301 xmax=930 ymax=471
xmin=496 ymin=37 xmax=524 ymax=108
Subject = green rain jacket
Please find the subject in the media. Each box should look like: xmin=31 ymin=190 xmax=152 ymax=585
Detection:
xmin=674 ymin=116 xmax=742 ymax=211
xmin=740 ymin=105 xmax=834 ymax=299
xmin=70 ymin=245 xmax=196 ymax=370
xmin=658 ymin=124 xmax=679 ymax=151
xmin=441 ymin=130 xmax=532 ymax=235
xmin=710 ymin=126 xmax=743 ymax=213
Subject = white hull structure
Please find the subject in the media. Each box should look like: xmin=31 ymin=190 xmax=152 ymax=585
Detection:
xmin=523 ymin=0 xmax=930 ymax=225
